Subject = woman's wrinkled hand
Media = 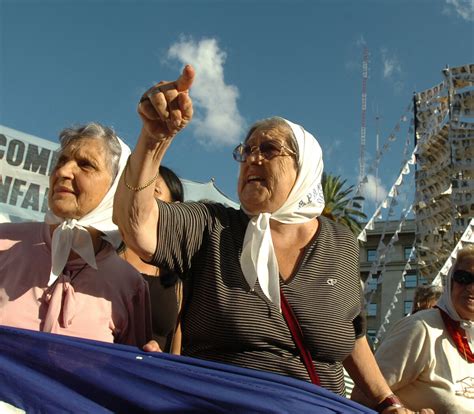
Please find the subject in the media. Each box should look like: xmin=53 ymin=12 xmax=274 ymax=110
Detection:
xmin=143 ymin=340 xmax=163 ymax=352
xmin=138 ymin=64 xmax=194 ymax=142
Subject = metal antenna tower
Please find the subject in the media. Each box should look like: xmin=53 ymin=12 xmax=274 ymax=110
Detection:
xmin=375 ymin=109 xmax=381 ymax=204
xmin=359 ymin=47 xmax=369 ymax=185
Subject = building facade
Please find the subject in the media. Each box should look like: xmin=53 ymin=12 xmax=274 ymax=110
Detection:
xmin=359 ymin=219 xmax=425 ymax=346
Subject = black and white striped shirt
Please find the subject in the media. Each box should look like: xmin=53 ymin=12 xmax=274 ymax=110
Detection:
xmin=152 ymin=201 xmax=365 ymax=395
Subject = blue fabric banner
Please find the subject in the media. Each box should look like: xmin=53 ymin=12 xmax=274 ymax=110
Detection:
xmin=0 ymin=326 xmax=375 ymax=413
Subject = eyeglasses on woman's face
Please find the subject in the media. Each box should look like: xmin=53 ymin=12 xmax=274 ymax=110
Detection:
xmin=452 ymin=269 xmax=474 ymax=285
xmin=232 ymin=141 xmax=296 ymax=163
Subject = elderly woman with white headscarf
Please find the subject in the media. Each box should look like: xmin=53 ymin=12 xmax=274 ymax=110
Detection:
xmin=353 ymin=245 xmax=474 ymax=413
xmin=113 ymin=66 xmax=432 ymax=414
xmin=0 ymin=123 xmax=151 ymax=347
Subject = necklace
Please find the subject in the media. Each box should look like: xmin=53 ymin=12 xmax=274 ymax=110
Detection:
xmin=45 ymin=237 xmax=105 ymax=292
xmin=68 ymin=262 xmax=88 ymax=283
xmin=46 ymin=262 xmax=88 ymax=293
xmin=69 ymin=238 xmax=104 ymax=281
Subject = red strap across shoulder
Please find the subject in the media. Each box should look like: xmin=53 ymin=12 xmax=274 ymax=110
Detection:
xmin=437 ymin=307 xmax=474 ymax=363
xmin=280 ymin=290 xmax=321 ymax=385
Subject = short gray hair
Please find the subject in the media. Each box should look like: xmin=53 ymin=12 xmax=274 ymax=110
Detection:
xmin=244 ymin=117 xmax=298 ymax=162
xmin=58 ymin=122 xmax=122 ymax=181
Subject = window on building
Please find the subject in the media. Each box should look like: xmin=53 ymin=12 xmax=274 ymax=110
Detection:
xmin=367 ymin=303 xmax=377 ymax=317
xmin=404 ymin=273 xmax=417 ymax=288
xmin=367 ymin=249 xmax=377 ymax=262
xmin=404 ymin=247 xmax=413 ymax=261
xmin=366 ymin=273 xmax=378 ymax=291
xmin=404 ymin=301 xmax=413 ymax=315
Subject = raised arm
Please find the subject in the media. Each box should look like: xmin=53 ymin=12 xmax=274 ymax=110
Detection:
xmin=113 ymin=65 xmax=194 ymax=260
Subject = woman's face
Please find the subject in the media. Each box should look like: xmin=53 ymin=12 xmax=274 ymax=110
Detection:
xmin=48 ymin=138 xmax=113 ymax=219
xmin=451 ymin=256 xmax=474 ymax=321
xmin=237 ymin=126 xmax=297 ymax=215
xmin=154 ymin=175 xmax=173 ymax=202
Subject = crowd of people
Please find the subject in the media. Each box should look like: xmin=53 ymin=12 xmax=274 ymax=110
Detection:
xmin=0 ymin=64 xmax=472 ymax=413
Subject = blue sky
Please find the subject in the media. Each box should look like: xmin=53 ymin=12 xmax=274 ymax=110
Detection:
xmin=0 ymin=0 xmax=473 ymax=216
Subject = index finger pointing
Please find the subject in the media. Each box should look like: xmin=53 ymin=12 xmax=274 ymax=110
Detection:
xmin=175 ymin=64 xmax=195 ymax=92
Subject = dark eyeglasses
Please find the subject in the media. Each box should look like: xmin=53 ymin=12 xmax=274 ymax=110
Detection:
xmin=452 ymin=269 xmax=474 ymax=285
xmin=232 ymin=141 xmax=296 ymax=163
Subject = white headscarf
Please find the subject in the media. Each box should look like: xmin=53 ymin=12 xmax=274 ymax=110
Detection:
xmin=437 ymin=265 xmax=474 ymax=349
xmin=240 ymin=118 xmax=325 ymax=310
xmin=45 ymin=137 xmax=130 ymax=286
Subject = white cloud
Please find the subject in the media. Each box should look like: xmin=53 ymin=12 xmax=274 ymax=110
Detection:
xmin=361 ymin=174 xmax=388 ymax=204
xmin=167 ymin=36 xmax=246 ymax=147
xmin=356 ymin=35 xmax=366 ymax=48
xmin=323 ymin=139 xmax=342 ymax=159
xmin=345 ymin=59 xmax=359 ymax=72
xmin=345 ymin=35 xmax=367 ymax=72
xmin=381 ymin=48 xmax=402 ymax=79
xmin=443 ymin=0 xmax=474 ymax=21
xmin=379 ymin=47 xmax=404 ymax=94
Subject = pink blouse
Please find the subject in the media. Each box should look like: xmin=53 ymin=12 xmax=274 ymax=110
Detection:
xmin=0 ymin=222 xmax=152 ymax=347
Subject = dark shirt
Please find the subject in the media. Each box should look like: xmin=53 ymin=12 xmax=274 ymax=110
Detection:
xmin=141 ymin=272 xmax=179 ymax=352
xmin=151 ymin=201 xmax=365 ymax=395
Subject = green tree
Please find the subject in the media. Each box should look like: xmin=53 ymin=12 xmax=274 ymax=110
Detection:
xmin=321 ymin=172 xmax=367 ymax=235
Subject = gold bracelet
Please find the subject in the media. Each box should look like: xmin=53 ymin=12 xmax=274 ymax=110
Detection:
xmin=124 ymin=156 xmax=160 ymax=192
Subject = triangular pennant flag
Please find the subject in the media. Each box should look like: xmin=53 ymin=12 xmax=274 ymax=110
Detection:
xmin=358 ymin=231 xmax=367 ymax=242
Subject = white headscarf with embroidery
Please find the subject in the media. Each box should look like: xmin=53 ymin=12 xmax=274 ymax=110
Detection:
xmin=45 ymin=134 xmax=130 ymax=286
xmin=437 ymin=251 xmax=474 ymax=349
xmin=240 ymin=117 xmax=325 ymax=310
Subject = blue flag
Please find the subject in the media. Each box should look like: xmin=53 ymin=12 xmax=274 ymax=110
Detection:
xmin=0 ymin=326 xmax=375 ymax=413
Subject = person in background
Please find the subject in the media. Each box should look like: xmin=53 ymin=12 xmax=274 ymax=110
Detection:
xmin=411 ymin=285 xmax=443 ymax=314
xmin=113 ymin=65 xmax=433 ymax=414
xmin=353 ymin=245 xmax=474 ymax=413
xmin=118 ymin=165 xmax=184 ymax=352
xmin=0 ymin=123 xmax=151 ymax=347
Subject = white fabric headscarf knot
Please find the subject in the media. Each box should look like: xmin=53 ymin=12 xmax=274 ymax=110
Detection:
xmin=437 ymin=266 xmax=474 ymax=349
xmin=240 ymin=118 xmax=325 ymax=310
xmin=45 ymin=137 xmax=131 ymax=286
